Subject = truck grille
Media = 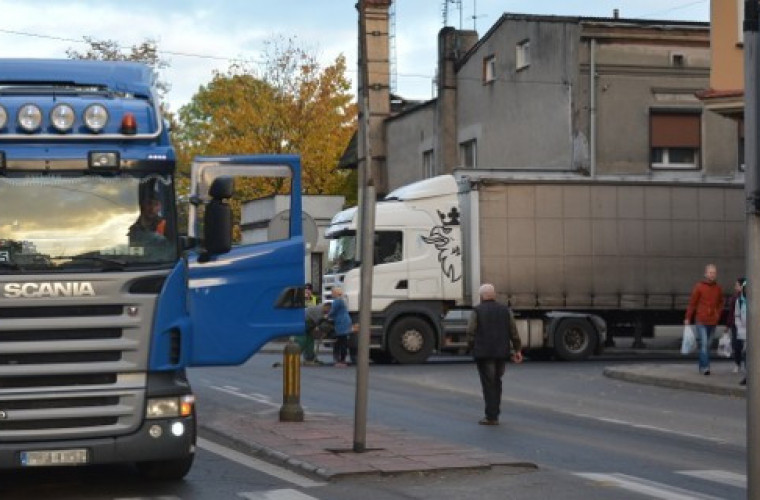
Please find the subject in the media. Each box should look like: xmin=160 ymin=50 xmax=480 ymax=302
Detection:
xmin=0 ymin=301 xmax=149 ymax=442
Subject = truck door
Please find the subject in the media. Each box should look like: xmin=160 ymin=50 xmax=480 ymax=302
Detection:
xmin=185 ymin=155 xmax=305 ymax=366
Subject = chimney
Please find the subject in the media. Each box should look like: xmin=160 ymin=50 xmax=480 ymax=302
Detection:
xmin=358 ymin=0 xmax=392 ymax=196
xmin=613 ymin=8 xmax=619 ymax=19
xmin=435 ymin=27 xmax=478 ymax=175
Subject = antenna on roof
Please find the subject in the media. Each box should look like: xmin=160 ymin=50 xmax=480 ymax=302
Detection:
xmin=442 ymin=0 xmax=463 ymax=28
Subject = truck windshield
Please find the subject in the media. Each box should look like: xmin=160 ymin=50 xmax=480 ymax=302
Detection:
xmin=327 ymin=234 xmax=358 ymax=274
xmin=0 ymin=174 xmax=177 ymax=273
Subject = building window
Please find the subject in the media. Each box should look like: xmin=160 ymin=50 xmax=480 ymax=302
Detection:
xmin=516 ymin=39 xmax=530 ymax=70
xmin=670 ymin=52 xmax=685 ymax=67
xmin=650 ymin=111 xmax=701 ymax=170
xmin=460 ymin=139 xmax=477 ymax=168
xmin=483 ymin=55 xmax=496 ymax=83
xmin=423 ymin=149 xmax=435 ymax=178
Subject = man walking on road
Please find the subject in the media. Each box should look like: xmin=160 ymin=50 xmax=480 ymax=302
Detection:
xmin=466 ymin=283 xmax=523 ymax=425
xmin=685 ymin=264 xmax=724 ymax=376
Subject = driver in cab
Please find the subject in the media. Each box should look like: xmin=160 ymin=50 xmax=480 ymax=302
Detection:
xmin=128 ymin=194 xmax=166 ymax=244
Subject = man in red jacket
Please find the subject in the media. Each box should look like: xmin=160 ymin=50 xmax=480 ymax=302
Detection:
xmin=684 ymin=264 xmax=724 ymax=375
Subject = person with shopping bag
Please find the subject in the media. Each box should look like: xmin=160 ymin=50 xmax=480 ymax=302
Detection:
xmin=684 ymin=264 xmax=724 ymax=376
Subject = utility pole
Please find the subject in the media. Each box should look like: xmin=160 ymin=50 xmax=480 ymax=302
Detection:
xmin=354 ymin=0 xmax=376 ymax=453
xmin=744 ymin=1 xmax=760 ymax=497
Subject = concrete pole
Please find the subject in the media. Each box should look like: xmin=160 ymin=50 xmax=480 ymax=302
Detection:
xmin=744 ymin=2 xmax=760 ymax=497
xmin=354 ymin=0 xmax=376 ymax=453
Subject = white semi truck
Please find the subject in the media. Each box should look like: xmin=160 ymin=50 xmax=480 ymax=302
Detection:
xmin=323 ymin=171 xmax=744 ymax=363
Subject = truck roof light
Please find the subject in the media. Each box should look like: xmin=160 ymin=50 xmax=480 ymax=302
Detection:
xmin=17 ymin=104 xmax=42 ymax=133
xmin=50 ymin=104 xmax=75 ymax=133
xmin=83 ymin=104 xmax=108 ymax=133
xmin=121 ymin=112 xmax=137 ymax=135
xmin=0 ymin=105 xmax=7 ymax=130
xmin=88 ymin=151 xmax=120 ymax=170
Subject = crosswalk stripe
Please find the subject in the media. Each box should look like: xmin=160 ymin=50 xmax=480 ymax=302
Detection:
xmin=575 ymin=472 xmax=722 ymax=500
xmin=677 ymin=470 xmax=746 ymax=489
xmin=198 ymin=438 xmax=325 ymax=489
xmin=238 ymin=489 xmax=319 ymax=500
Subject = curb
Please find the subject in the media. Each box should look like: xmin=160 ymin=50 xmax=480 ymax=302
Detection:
xmin=603 ymin=367 xmax=746 ymax=398
xmin=199 ymin=423 xmax=334 ymax=480
xmin=199 ymin=420 xmax=539 ymax=480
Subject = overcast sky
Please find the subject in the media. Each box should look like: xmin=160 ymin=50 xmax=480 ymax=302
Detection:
xmin=0 ymin=1 xmax=709 ymax=112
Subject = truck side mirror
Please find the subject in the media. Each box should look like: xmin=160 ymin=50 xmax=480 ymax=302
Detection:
xmin=202 ymin=176 xmax=233 ymax=257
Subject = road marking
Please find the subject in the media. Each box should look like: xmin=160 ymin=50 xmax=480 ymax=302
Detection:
xmin=382 ymin=373 xmax=734 ymax=446
xmin=677 ymin=470 xmax=746 ymax=488
xmin=198 ymin=438 xmax=325 ymax=489
xmin=575 ymin=473 xmax=722 ymax=500
xmin=208 ymin=384 xmax=333 ymax=417
xmin=238 ymin=489 xmax=319 ymax=500
xmin=582 ymin=415 xmax=727 ymax=445
xmin=209 ymin=385 xmax=280 ymax=408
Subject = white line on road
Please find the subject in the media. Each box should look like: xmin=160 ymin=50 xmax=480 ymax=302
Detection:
xmin=575 ymin=472 xmax=722 ymax=500
xmin=208 ymin=384 xmax=334 ymax=418
xmin=198 ymin=438 xmax=326 ymax=489
xmin=677 ymin=469 xmax=746 ymax=489
xmin=209 ymin=385 xmax=280 ymax=408
xmin=238 ymin=489 xmax=320 ymax=500
xmin=382 ymin=374 xmax=734 ymax=446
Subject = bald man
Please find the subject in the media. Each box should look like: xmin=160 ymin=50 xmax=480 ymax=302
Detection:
xmin=466 ymin=283 xmax=523 ymax=425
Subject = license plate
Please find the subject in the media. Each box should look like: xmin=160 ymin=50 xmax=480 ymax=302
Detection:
xmin=20 ymin=449 xmax=89 ymax=467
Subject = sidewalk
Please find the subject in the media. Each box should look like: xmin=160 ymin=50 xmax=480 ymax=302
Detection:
xmin=603 ymin=361 xmax=747 ymax=398
xmin=198 ymin=403 xmax=535 ymax=480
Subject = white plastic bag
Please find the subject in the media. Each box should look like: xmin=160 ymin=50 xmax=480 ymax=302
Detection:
xmin=717 ymin=331 xmax=733 ymax=358
xmin=681 ymin=325 xmax=696 ymax=354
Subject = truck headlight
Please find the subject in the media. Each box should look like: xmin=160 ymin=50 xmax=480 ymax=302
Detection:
xmin=50 ymin=104 xmax=75 ymax=132
xmin=145 ymin=395 xmax=195 ymax=419
xmin=0 ymin=105 xmax=7 ymax=129
xmin=83 ymin=104 xmax=108 ymax=132
xmin=18 ymin=104 xmax=42 ymax=132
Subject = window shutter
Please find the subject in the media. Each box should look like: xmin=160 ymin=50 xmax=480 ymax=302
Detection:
xmin=650 ymin=112 xmax=700 ymax=148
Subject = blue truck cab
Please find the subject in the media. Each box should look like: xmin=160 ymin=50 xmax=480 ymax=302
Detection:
xmin=0 ymin=59 xmax=305 ymax=479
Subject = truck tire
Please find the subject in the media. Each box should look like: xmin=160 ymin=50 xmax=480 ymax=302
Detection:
xmin=554 ymin=318 xmax=598 ymax=361
xmin=135 ymin=453 xmax=194 ymax=480
xmin=387 ymin=317 xmax=434 ymax=364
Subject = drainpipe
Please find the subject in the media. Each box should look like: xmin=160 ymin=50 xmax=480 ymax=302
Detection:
xmin=589 ymin=38 xmax=597 ymax=178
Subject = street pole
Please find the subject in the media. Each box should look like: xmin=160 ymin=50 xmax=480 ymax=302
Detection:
xmin=354 ymin=0 xmax=376 ymax=453
xmin=744 ymin=1 xmax=760 ymax=497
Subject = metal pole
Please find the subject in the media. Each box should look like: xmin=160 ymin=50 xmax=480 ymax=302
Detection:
xmin=354 ymin=0 xmax=376 ymax=453
xmin=744 ymin=2 xmax=760 ymax=497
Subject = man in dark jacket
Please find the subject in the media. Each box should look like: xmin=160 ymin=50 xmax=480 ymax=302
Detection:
xmin=466 ymin=283 xmax=523 ymax=425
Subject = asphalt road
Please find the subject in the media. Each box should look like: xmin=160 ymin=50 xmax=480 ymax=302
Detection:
xmin=0 ymin=354 xmax=747 ymax=499
xmin=189 ymin=353 xmax=746 ymax=499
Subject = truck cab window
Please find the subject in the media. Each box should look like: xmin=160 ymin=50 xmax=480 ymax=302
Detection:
xmin=375 ymin=231 xmax=403 ymax=264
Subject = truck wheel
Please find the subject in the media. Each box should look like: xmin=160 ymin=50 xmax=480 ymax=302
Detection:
xmin=554 ymin=318 xmax=597 ymax=361
xmin=135 ymin=453 xmax=194 ymax=480
xmin=387 ymin=317 xmax=434 ymax=364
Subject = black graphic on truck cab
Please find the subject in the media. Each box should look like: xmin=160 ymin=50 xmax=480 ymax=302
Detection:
xmin=421 ymin=207 xmax=462 ymax=282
